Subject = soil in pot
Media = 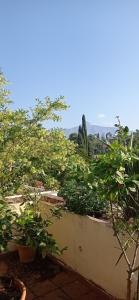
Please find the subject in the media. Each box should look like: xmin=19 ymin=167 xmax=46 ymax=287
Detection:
xmin=18 ymin=245 xmax=36 ymax=263
xmin=0 ymin=276 xmax=24 ymax=300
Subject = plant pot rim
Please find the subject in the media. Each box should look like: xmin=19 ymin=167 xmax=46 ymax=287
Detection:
xmin=0 ymin=276 xmax=26 ymax=300
xmin=15 ymin=278 xmax=26 ymax=300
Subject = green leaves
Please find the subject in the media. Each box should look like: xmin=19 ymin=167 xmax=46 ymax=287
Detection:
xmin=0 ymin=72 xmax=77 ymax=195
xmin=0 ymin=199 xmax=17 ymax=252
xmin=14 ymin=193 xmax=64 ymax=257
xmin=32 ymin=96 xmax=68 ymax=122
xmin=90 ymin=120 xmax=139 ymax=273
xmin=58 ymin=177 xmax=107 ymax=217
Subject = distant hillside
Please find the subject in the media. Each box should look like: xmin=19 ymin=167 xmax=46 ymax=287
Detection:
xmin=64 ymin=122 xmax=116 ymax=137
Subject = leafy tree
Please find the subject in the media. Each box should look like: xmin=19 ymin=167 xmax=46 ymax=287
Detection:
xmin=0 ymin=72 xmax=83 ymax=195
xmin=69 ymin=132 xmax=78 ymax=144
xmin=92 ymin=122 xmax=139 ymax=300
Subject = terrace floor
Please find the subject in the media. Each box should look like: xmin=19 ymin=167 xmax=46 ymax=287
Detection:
xmin=0 ymin=252 xmax=116 ymax=300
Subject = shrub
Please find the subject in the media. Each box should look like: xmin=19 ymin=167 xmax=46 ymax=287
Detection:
xmin=58 ymin=179 xmax=107 ymax=217
xmin=91 ymin=121 xmax=139 ymax=300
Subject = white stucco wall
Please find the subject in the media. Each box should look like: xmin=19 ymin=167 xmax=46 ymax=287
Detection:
xmin=40 ymin=201 xmax=138 ymax=300
xmin=8 ymin=193 xmax=138 ymax=299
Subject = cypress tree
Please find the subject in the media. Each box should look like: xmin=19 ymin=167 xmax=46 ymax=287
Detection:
xmin=82 ymin=114 xmax=88 ymax=153
xmin=78 ymin=115 xmax=89 ymax=156
xmin=78 ymin=125 xmax=83 ymax=146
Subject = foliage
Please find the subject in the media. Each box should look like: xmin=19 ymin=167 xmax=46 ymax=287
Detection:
xmin=69 ymin=115 xmax=113 ymax=158
xmin=59 ymin=179 xmax=106 ymax=217
xmin=58 ymin=163 xmax=107 ymax=217
xmin=69 ymin=131 xmax=110 ymax=157
xmin=0 ymin=72 xmax=79 ymax=195
xmin=88 ymin=134 xmax=108 ymax=156
xmin=78 ymin=115 xmax=89 ymax=157
xmin=69 ymin=116 xmax=139 ymax=159
xmin=58 ymin=151 xmax=88 ymax=186
xmin=92 ymin=121 xmax=139 ymax=300
xmin=0 ymin=198 xmax=16 ymax=252
xmin=69 ymin=132 xmax=78 ymax=144
xmin=15 ymin=193 xmax=64 ymax=256
xmin=133 ymin=130 xmax=139 ymax=150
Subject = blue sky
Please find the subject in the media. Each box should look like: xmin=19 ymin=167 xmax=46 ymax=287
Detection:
xmin=0 ymin=0 xmax=139 ymax=130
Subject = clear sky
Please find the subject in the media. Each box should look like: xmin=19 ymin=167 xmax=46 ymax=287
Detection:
xmin=0 ymin=0 xmax=139 ymax=130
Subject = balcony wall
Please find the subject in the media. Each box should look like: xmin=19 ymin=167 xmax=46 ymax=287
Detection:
xmin=8 ymin=192 xmax=138 ymax=300
xmin=39 ymin=200 xmax=138 ymax=300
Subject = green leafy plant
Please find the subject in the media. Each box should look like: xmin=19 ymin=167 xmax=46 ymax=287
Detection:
xmin=0 ymin=199 xmax=16 ymax=252
xmin=0 ymin=71 xmax=80 ymax=196
xmin=15 ymin=193 xmax=64 ymax=257
xmin=92 ymin=120 xmax=139 ymax=300
xmin=58 ymin=174 xmax=107 ymax=217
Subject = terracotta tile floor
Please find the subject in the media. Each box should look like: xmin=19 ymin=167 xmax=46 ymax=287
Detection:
xmin=0 ymin=252 xmax=116 ymax=300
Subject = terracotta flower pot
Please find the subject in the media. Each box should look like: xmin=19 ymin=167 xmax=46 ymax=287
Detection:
xmin=15 ymin=278 xmax=26 ymax=300
xmin=17 ymin=245 xmax=36 ymax=263
xmin=0 ymin=276 xmax=26 ymax=300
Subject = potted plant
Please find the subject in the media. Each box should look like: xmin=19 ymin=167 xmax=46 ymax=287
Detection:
xmin=0 ymin=199 xmax=26 ymax=300
xmin=15 ymin=193 xmax=64 ymax=263
xmin=0 ymin=275 xmax=26 ymax=300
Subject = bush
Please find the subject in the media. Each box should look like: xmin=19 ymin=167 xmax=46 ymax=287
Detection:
xmin=58 ymin=179 xmax=107 ymax=217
